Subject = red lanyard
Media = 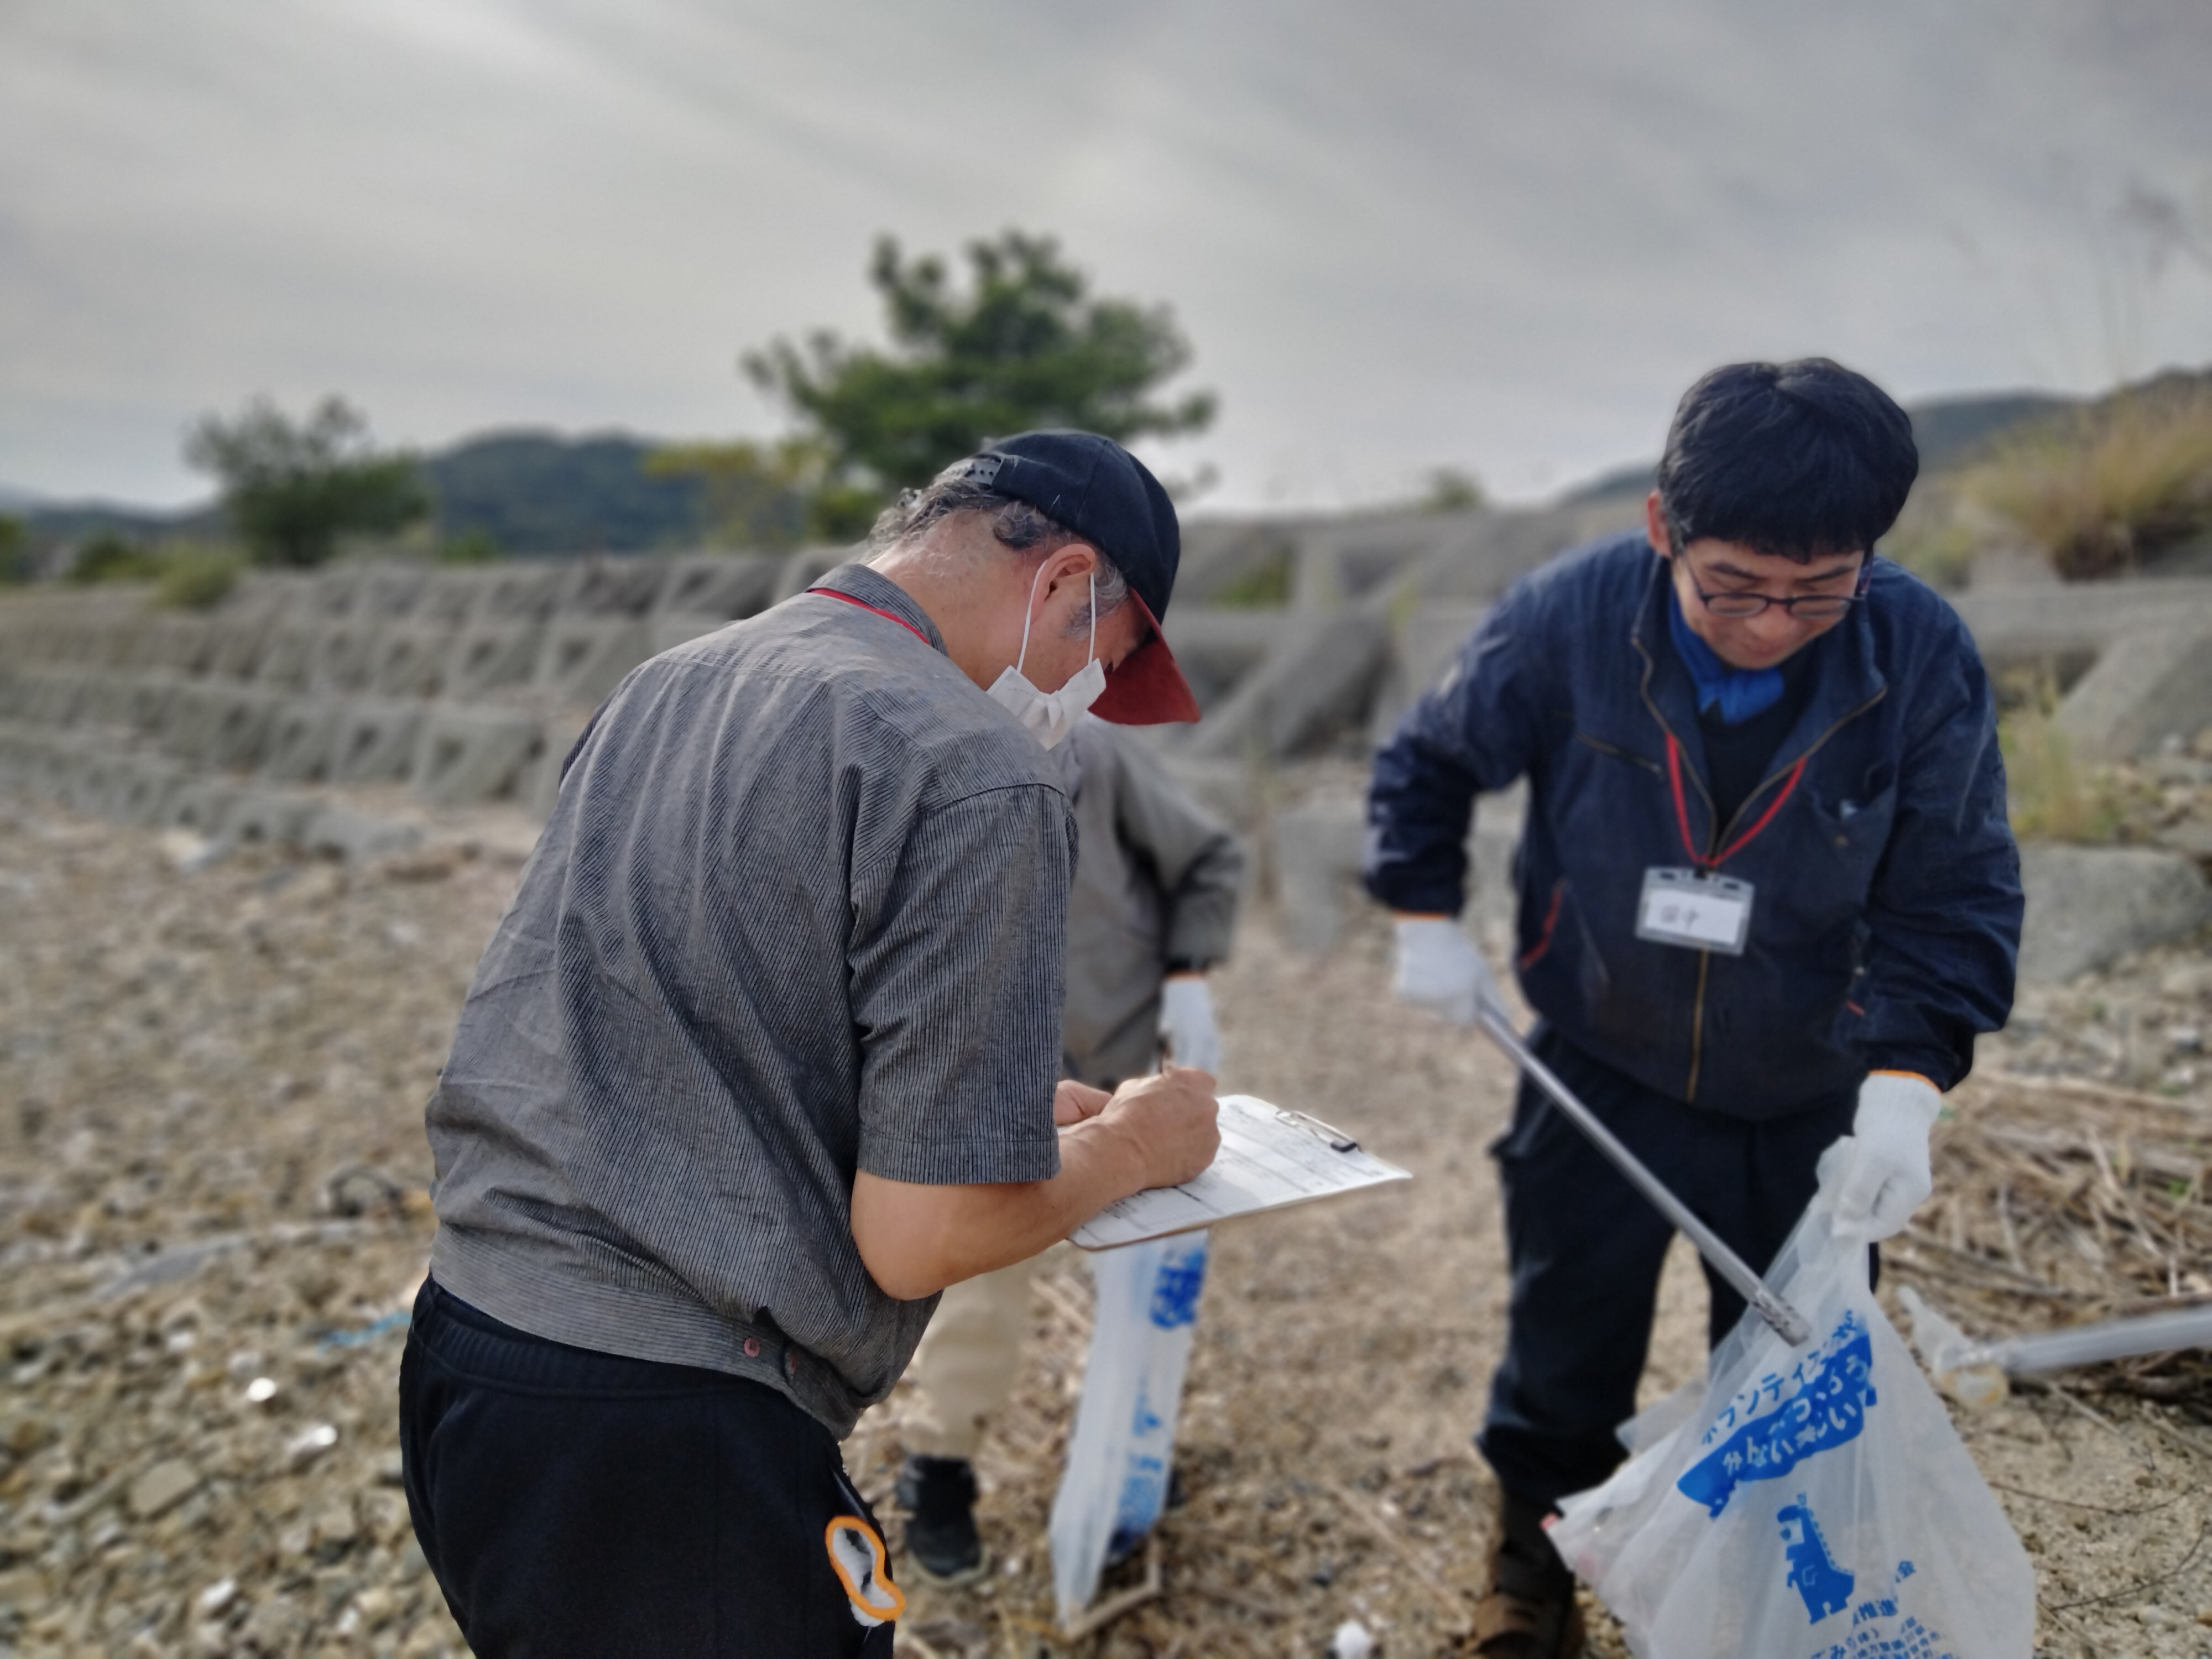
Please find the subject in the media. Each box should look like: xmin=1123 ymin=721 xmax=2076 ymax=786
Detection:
xmin=807 ymin=587 xmax=932 ymax=648
xmin=1665 ymin=732 xmax=1806 ymax=870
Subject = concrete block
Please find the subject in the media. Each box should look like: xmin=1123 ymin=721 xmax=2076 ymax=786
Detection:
xmin=2054 ymin=624 xmax=2212 ymax=759
xmin=308 ymin=623 xmax=382 ymax=695
xmin=109 ymin=757 xmax=188 ymax=826
xmin=61 ymin=748 xmax=132 ymax=818
xmin=1270 ymin=785 xmax=1525 ymax=956
xmin=77 ymin=675 xmax=139 ymax=730
xmin=370 ymin=625 xmax=458 ymax=698
xmin=656 ymin=554 xmax=782 ymax=622
xmin=564 ymin=558 xmax=671 ymax=617
xmin=201 ymin=689 xmax=284 ymax=773
xmin=22 ymin=670 xmax=92 ymax=728
xmin=135 ymin=614 xmax=220 ymax=676
xmin=164 ymin=778 xmax=242 ymax=838
xmin=533 ymin=618 xmax=650 ymax=706
xmin=1272 ymin=800 xmax=1368 ymax=953
xmin=155 ymin=684 xmax=223 ymax=764
xmin=415 ymin=567 xmax=500 ymax=626
xmin=770 ymin=547 xmax=849 ymax=604
xmin=443 ymin=621 xmax=545 ymax=699
xmin=225 ymin=787 xmax=321 ymax=847
xmin=328 ymin=700 xmax=428 ymax=786
xmin=1157 ymin=609 xmax=1282 ymax=712
xmin=124 ymin=676 xmax=178 ymax=737
xmin=206 ymin=613 xmax=278 ymax=681
xmin=303 ymin=802 xmax=424 ymax=863
xmin=1185 ymin=611 xmax=1390 ymax=761
xmin=1953 ymin=578 xmax=2212 ymax=669
xmin=649 ymin=612 xmax=735 ymax=654
xmin=27 ymin=735 xmax=79 ymax=800
xmin=1155 ymin=753 xmax=1259 ymax=829
xmin=474 ymin=562 xmax=577 ymax=623
xmin=250 ymin=622 xmax=319 ymax=691
xmin=260 ymin=697 xmax=342 ymax=785
xmin=2018 ymin=843 xmax=2212 ymax=983
xmin=1368 ymin=603 xmax=1485 ymax=749
xmin=410 ymin=704 xmax=546 ymax=807
xmin=521 ymin=705 xmax=597 ymax=822
xmin=355 ymin=564 xmax=429 ymax=618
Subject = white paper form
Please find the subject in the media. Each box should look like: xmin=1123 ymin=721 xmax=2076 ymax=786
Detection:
xmin=1070 ymin=1093 xmax=1410 ymax=1250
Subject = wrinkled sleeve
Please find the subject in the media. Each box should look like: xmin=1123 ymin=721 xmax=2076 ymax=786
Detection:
xmin=848 ymin=784 xmax=1075 ymax=1185
xmin=1363 ymin=588 xmax=1550 ymax=916
xmin=1857 ymin=633 xmax=2023 ymax=1089
xmin=1108 ymin=735 xmax=1247 ymax=965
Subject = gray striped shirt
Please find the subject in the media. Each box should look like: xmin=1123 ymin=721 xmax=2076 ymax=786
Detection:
xmin=425 ymin=564 xmax=1074 ymax=1436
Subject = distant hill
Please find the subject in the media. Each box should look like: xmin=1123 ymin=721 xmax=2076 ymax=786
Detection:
xmin=14 ymin=430 xmax=718 ymax=556
xmin=422 ymin=431 xmax=712 ymax=554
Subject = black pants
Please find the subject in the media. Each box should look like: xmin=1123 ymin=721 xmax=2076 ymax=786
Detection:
xmin=1477 ymin=1029 xmax=1862 ymax=1509
xmin=399 ymin=1280 xmax=898 ymax=1658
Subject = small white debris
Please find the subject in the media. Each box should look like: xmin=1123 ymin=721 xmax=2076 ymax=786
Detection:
xmin=284 ymin=1422 xmax=338 ymax=1469
xmin=197 ymin=1578 xmax=238 ymax=1615
xmin=244 ymin=1376 xmax=278 ymax=1404
xmin=1329 ymin=1619 xmax=1375 ymax=1659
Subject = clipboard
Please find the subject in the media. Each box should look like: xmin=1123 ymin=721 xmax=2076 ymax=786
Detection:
xmin=1070 ymin=1093 xmax=1410 ymax=1251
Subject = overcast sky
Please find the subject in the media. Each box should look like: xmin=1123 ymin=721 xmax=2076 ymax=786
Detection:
xmin=3 ymin=0 xmax=2210 ymax=512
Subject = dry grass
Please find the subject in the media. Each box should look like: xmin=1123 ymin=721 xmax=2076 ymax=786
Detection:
xmin=1895 ymin=1071 xmax=2212 ymax=1412
xmin=1971 ymin=386 xmax=2212 ymax=580
xmin=1999 ymin=697 xmax=2126 ymax=844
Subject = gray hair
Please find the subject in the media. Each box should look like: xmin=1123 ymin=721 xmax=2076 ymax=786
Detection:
xmin=868 ymin=476 xmax=1130 ymax=635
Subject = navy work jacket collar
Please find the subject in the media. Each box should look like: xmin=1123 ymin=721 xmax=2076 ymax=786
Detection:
xmin=1626 ymin=554 xmax=1889 ymax=846
xmin=808 ymin=562 xmax=950 ymax=656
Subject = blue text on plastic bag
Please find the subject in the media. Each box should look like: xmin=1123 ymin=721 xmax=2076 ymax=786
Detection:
xmin=1677 ymin=1312 xmax=1876 ymax=1518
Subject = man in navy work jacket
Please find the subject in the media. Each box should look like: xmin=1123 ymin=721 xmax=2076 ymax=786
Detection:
xmin=401 ymin=431 xmax=1220 ymax=1657
xmin=1363 ymin=360 xmax=2022 ymax=1658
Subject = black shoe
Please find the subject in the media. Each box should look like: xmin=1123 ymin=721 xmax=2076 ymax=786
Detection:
xmin=1472 ymin=1491 xmax=1583 ymax=1658
xmin=895 ymin=1455 xmax=986 ymax=1583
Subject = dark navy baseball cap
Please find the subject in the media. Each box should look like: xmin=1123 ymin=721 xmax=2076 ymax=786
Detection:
xmin=937 ymin=430 xmax=1201 ymax=724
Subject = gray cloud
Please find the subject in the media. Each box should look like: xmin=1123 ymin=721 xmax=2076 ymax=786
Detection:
xmin=2 ymin=0 xmax=2209 ymax=508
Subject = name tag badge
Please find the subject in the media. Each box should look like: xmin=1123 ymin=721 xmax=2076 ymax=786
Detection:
xmin=1637 ymin=868 xmax=1754 ymax=956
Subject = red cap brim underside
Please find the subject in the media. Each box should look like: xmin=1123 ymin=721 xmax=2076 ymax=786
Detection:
xmin=1092 ymin=592 xmax=1201 ymax=725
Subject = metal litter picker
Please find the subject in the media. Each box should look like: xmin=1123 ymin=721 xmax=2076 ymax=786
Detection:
xmin=1475 ymin=1002 xmax=1813 ymax=1347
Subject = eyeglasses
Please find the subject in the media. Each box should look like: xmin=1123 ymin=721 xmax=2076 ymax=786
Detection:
xmin=1681 ymin=556 xmax=1872 ymax=621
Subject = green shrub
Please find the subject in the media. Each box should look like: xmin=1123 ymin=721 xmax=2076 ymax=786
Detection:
xmin=1211 ymin=549 xmax=1294 ymax=608
xmin=154 ymin=546 xmax=244 ymax=609
xmin=1999 ymin=696 xmax=2122 ymax=843
xmin=436 ymin=529 xmax=503 ymax=565
xmin=67 ymin=533 xmax=164 ymax=585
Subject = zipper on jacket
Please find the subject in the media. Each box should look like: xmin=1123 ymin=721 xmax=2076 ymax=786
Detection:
xmin=1575 ymin=731 xmax=1663 ymax=776
xmin=1631 ymin=617 xmax=1889 ymax=1102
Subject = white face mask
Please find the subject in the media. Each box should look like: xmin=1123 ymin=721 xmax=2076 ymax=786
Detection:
xmin=985 ymin=565 xmax=1106 ymax=751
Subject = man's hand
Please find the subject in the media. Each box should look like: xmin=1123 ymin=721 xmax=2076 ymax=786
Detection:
xmin=1832 ymin=1071 xmax=1941 ymax=1239
xmin=850 ymin=1068 xmax=1218 ymax=1301
xmin=1391 ymin=915 xmax=1502 ymax=1027
xmin=1157 ymin=974 xmax=1222 ymax=1074
xmin=1095 ymin=1065 xmax=1220 ymax=1191
xmin=1053 ymin=1079 xmax=1112 ymax=1126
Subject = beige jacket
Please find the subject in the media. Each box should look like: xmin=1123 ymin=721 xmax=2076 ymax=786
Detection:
xmin=1053 ymin=716 xmax=1245 ymax=1088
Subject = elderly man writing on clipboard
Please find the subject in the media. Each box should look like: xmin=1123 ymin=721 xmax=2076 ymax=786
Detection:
xmin=400 ymin=432 xmax=1219 ymax=1657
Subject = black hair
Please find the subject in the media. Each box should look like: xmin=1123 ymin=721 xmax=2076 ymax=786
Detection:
xmin=1655 ymin=358 xmax=1918 ymax=562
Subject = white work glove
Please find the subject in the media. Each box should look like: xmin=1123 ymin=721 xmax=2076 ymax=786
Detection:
xmin=1390 ymin=915 xmax=1503 ymax=1027
xmin=1157 ymin=974 xmax=1222 ymax=1075
xmin=1830 ymin=1071 xmax=1942 ymax=1240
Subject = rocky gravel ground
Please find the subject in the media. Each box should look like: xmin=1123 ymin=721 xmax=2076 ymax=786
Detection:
xmin=4 ymin=790 xmax=2212 ymax=1657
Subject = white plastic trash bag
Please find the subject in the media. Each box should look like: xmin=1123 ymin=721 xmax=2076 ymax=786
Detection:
xmin=1550 ymin=1145 xmax=2035 ymax=1658
xmin=1048 ymin=1230 xmax=1209 ymax=1626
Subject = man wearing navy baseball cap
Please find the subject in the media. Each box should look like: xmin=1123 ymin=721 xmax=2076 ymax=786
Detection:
xmin=403 ymin=429 xmax=1219 ymax=1654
